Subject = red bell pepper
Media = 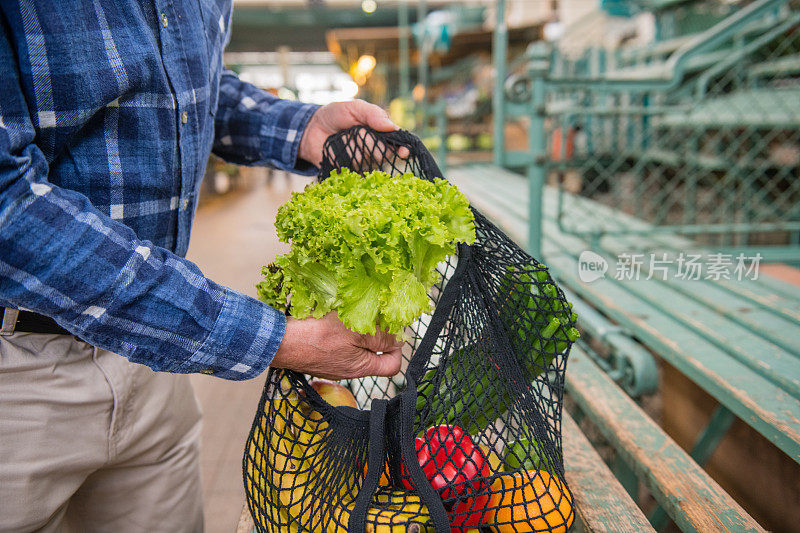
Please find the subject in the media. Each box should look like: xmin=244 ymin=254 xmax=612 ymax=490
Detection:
xmin=401 ymin=425 xmax=490 ymax=530
xmin=451 ymin=493 xmax=489 ymax=531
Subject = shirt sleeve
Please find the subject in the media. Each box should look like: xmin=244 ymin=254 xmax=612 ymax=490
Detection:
xmin=213 ymin=70 xmax=321 ymax=175
xmin=0 ymin=28 xmax=284 ymax=381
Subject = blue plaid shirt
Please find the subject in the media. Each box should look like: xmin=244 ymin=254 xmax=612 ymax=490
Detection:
xmin=0 ymin=1 xmax=320 ymax=380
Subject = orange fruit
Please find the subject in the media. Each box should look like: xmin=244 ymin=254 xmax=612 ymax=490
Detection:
xmin=364 ymin=461 xmax=392 ymax=486
xmin=484 ymin=470 xmax=574 ymax=533
xmin=379 ymin=463 xmax=391 ymax=486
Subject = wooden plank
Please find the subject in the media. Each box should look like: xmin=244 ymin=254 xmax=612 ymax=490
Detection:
xmin=716 ymin=276 xmax=800 ymax=323
xmin=658 ymin=275 xmax=800 ymax=357
xmin=455 ymin=167 xmax=800 ymax=389
xmin=747 ymin=267 xmax=800 ymax=302
xmin=454 ymin=164 xmax=800 ymax=358
xmin=566 ymin=347 xmax=766 ymax=532
xmin=546 ymin=251 xmax=800 ymax=462
xmin=542 ymin=185 xmax=800 ymax=332
xmin=562 ymin=413 xmax=656 ymax=532
xmin=450 ymin=166 xmax=800 ymax=462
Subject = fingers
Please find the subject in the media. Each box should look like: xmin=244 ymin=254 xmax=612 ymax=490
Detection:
xmin=350 ymin=102 xmax=411 ymax=162
xmin=358 ymin=347 xmax=403 ymax=377
xmin=350 ymin=99 xmax=398 ymax=132
xmin=298 ymin=99 xmax=416 ymax=171
xmin=363 ymin=327 xmax=403 ymax=352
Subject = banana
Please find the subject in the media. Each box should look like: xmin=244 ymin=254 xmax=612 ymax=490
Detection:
xmin=276 ymin=507 xmax=302 ymax=533
xmin=374 ymin=489 xmax=423 ymax=507
xmin=373 ymin=489 xmax=430 ymax=521
xmin=366 ymin=506 xmax=434 ymax=529
xmin=246 ymin=397 xmax=321 ymax=530
xmin=248 ymin=394 xmax=435 ymax=533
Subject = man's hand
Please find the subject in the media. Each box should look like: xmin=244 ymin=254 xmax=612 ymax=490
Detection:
xmin=298 ymin=100 xmax=399 ymax=167
xmin=270 ymin=312 xmax=403 ymax=380
xmin=282 ymin=99 xmax=407 ymax=380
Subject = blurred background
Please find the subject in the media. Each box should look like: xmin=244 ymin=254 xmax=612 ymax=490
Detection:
xmin=189 ymin=1 xmax=800 ymax=531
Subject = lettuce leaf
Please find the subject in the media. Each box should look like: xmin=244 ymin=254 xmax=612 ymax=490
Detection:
xmin=257 ymin=168 xmax=475 ymax=335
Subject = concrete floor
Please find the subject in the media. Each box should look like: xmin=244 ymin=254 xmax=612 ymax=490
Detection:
xmin=185 ymin=170 xmax=312 ymax=533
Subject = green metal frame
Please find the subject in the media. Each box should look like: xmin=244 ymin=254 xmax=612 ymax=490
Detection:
xmin=561 ymin=287 xmax=658 ymax=398
xmin=416 ymin=0 xmax=428 ymax=102
xmin=492 ymin=0 xmax=507 ymax=168
xmin=543 ymin=0 xmax=789 ymax=90
xmin=491 ymin=0 xmax=548 ymax=258
xmin=398 ymin=0 xmax=410 ymax=98
xmin=492 ymin=0 xmax=800 ymax=258
xmin=527 ymin=60 xmax=547 ymax=260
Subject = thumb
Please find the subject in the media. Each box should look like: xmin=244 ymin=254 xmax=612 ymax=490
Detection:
xmin=351 ymin=100 xmax=398 ymax=132
xmin=358 ymin=348 xmax=403 ymax=377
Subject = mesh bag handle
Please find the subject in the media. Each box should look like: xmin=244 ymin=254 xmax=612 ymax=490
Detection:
xmin=319 ymin=127 xmax=445 ymax=182
xmin=244 ymin=127 xmax=577 ymax=533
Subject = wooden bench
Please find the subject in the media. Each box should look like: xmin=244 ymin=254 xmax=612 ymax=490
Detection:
xmin=448 ymin=163 xmax=800 ymax=531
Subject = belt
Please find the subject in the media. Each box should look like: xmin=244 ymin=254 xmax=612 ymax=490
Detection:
xmin=0 ymin=308 xmax=72 ymax=336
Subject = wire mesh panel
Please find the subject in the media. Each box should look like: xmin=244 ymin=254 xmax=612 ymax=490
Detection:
xmin=546 ymin=1 xmax=800 ymax=253
xmin=244 ymin=127 xmax=577 ymax=532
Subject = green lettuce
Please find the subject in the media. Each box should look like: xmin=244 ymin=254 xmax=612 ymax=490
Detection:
xmin=257 ymin=168 xmax=475 ymax=335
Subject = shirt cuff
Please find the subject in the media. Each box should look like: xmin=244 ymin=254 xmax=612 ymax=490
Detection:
xmin=182 ymin=287 xmax=286 ymax=380
xmin=261 ymin=101 xmax=320 ymax=176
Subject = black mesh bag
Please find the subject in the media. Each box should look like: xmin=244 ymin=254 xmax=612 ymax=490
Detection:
xmin=244 ymin=127 xmax=578 ymax=533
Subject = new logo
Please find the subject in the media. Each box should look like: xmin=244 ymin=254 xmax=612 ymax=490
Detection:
xmin=578 ymin=251 xmax=608 ymax=283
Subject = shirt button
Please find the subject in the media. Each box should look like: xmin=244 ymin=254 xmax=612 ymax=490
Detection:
xmin=181 ymin=198 xmax=190 ymax=211
xmin=181 ymin=111 xmax=188 ymax=124
xmin=161 ymin=13 xmax=168 ymax=27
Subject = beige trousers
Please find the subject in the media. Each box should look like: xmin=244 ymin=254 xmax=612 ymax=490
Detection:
xmin=0 ymin=332 xmax=204 ymax=533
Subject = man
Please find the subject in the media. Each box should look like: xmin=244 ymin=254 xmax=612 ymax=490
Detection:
xmin=0 ymin=1 xmax=402 ymax=531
